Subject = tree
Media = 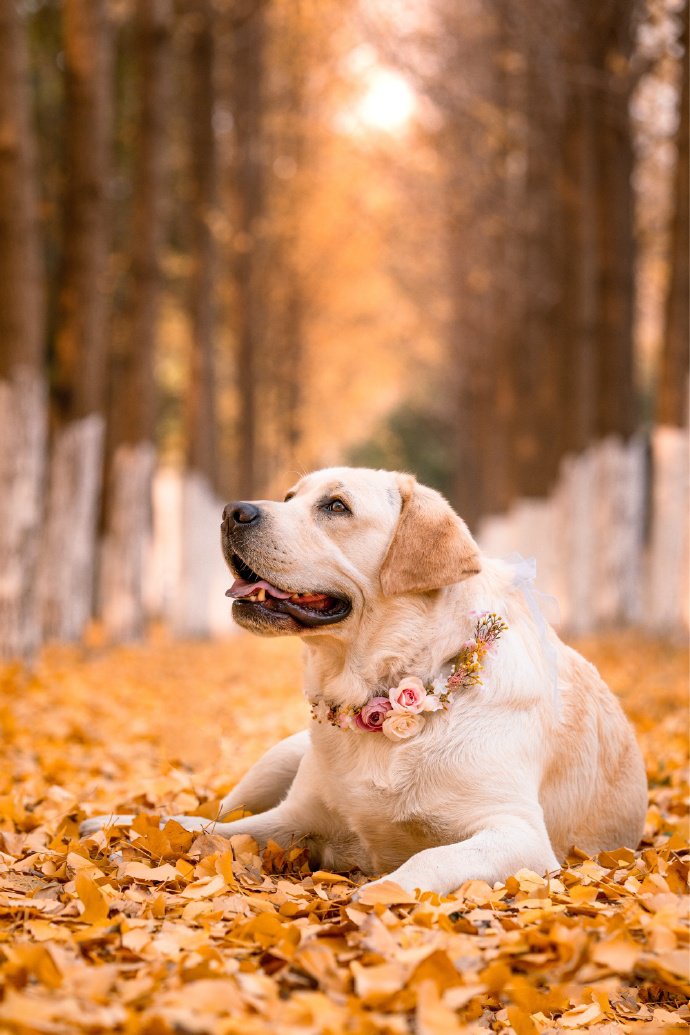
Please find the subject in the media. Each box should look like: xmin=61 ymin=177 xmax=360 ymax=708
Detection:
xmin=225 ymin=0 xmax=269 ymax=499
xmin=108 ymin=0 xmax=171 ymax=454
xmin=52 ymin=0 xmax=113 ymax=425
xmin=592 ymin=0 xmax=638 ymax=440
xmin=101 ymin=0 xmax=172 ymax=640
xmin=0 ymin=0 xmax=44 ymax=379
xmin=40 ymin=0 xmax=114 ymax=642
xmin=184 ymin=0 xmax=218 ymax=488
xmin=0 ymin=0 xmax=47 ymax=659
xmin=658 ymin=0 xmax=689 ymax=427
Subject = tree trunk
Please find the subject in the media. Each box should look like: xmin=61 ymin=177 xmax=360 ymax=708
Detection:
xmin=594 ymin=16 xmax=637 ymax=440
xmin=559 ymin=66 xmax=599 ymax=456
xmin=184 ymin=0 xmax=218 ymax=487
xmin=101 ymin=0 xmax=171 ymax=641
xmin=228 ymin=2 xmax=268 ymax=499
xmin=176 ymin=0 xmax=223 ymax=639
xmin=0 ymin=2 xmax=47 ymax=660
xmin=513 ymin=18 xmax=565 ymax=498
xmin=42 ymin=0 xmax=113 ymax=642
xmin=658 ymin=1 xmax=689 ymax=428
xmin=442 ymin=0 xmax=507 ymax=528
xmin=53 ymin=0 xmax=113 ymax=424
xmin=108 ymin=0 xmax=171 ymax=451
xmin=0 ymin=0 xmax=44 ymax=377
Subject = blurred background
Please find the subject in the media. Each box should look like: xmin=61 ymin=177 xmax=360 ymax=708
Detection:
xmin=0 ymin=0 xmax=687 ymax=657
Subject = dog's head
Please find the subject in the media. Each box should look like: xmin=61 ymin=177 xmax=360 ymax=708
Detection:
xmin=222 ymin=467 xmax=481 ymax=637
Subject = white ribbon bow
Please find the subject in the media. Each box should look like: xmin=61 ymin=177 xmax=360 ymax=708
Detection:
xmin=505 ymin=554 xmax=561 ymax=716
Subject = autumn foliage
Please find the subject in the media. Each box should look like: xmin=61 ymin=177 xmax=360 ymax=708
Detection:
xmin=0 ymin=633 xmax=687 ymax=1033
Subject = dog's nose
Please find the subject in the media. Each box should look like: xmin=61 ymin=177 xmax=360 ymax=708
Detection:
xmin=223 ymin=501 xmax=261 ymax=527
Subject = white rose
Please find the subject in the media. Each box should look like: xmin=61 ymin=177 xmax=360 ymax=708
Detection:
xmin=382 ymin=711 xmax=426 ymax=741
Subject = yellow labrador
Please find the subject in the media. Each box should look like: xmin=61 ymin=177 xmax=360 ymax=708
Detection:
xmin=82 ymin=467 xmax=647 ymax=895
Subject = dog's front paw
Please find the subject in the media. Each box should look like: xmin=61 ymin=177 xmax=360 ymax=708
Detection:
xmin=80 ymin=814 xmax=135 ymax=838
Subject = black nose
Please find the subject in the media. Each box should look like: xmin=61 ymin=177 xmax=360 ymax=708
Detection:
xmin=223 ymin=501 xmax=261 ymax=526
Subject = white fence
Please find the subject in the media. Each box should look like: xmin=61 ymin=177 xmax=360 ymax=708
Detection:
xmin=0 ymin=369 xmax=687 ymax=658
xmin=112 ymin=464 xmax=231 ymax=640
xmin=142 ymin=428 xmax=688 ymax=640
xmin=478 ymin=429 xmax=688 ymax=635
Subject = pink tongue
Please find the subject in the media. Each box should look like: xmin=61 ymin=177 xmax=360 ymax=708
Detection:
xmin=227 ymin=578 xmax=292 ymax=600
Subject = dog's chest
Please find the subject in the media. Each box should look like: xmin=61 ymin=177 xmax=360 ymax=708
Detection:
xmin=313 ymin=734 xmax=459 ymax=871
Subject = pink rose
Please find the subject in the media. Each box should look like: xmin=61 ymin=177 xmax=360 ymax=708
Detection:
xmin=382 ymin=712 xmax=426 ymax=741
xmin=355 ymin=696 xmax=393 ymax=732
xmin=390 ymin=676 xmax=428 ymax=713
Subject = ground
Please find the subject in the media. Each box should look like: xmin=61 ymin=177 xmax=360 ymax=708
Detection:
xmin=0 ymin=630 xmax=687 ymax=1034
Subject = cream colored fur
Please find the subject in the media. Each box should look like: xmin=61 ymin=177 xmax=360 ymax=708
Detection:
xmin=82 ymin=467 xmax=648 ymax=896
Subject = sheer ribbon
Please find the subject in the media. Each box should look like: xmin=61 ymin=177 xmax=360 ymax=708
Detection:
xmin=505 ymin=554 xmax=561 ymax=716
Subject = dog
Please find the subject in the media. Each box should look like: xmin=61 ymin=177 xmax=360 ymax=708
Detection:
xmin=82 ymin=467 xmax=648 ymax=896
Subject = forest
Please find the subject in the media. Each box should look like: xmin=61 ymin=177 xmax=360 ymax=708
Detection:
xmin=0 ymin=0 xmax=687 ymax=651
xmin=0 ymin=2 xmax=688 ymax=1032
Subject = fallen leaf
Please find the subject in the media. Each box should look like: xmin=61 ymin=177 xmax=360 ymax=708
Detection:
xmin=75 ymin=872 xmax=109 ymax=924
xmin=356 ymin=879 xmax=418 ymax=905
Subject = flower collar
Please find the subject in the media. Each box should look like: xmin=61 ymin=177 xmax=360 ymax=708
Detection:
xmin=309 ymin=612 xmax=507 ymax=742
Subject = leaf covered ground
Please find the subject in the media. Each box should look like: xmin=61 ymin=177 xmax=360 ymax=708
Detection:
xmin=0 ymin=631 xmax=687 ymax=1034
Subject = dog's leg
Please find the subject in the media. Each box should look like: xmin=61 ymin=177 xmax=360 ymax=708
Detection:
xmin=361 ymin=813 xmax=560 ymax=898
xmin=80 ymin=730 xmax=310 ymax=839
xmin=217 ymin=729 xmax=310 ymax=816
xmin=166 ymin=751 xmax=347 ymax=862
xmin=81 ymin=730 xmax=314 ymax=840
xmin=166 ymin=803 xmax=307 ymax=842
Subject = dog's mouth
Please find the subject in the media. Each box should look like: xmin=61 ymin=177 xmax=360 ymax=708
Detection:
xmin=226 ymin=553 xmax=351 ymax=630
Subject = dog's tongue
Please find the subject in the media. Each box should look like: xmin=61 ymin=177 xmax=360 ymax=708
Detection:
xmin=226 ymin=578 xmax=292 ymax=600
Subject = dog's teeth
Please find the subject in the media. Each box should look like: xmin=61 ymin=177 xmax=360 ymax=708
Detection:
xmin=257 ymin=588 xmax=266 ymax=601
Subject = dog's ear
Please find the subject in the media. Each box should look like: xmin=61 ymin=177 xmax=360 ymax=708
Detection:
xmin=380 ymin=475 xmax=481 ymax=596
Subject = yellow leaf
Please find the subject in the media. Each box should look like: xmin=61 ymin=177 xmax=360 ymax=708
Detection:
xmin=591 ymin=935 xmax=642 ymax=973
xmin=311 ymin=870 xmax=354 ymax=885
xmin=416 ymin=980 xmax=466 ymax=1035
xmin=191 ymin=798 xmax=225 ymax=820
xmin=180 ymin=873 xmax=226 ymax=899
xmin=75 ymin=872 xmax=109 ymax=924
xmin=356 ymin=880 xmax=418 ymax=905
xmin=409 ymin=950 xmax=463 ymax=992
xmin=6 ymin=944 xmax=62 ymax=989
xmin=122 ymin=861 xmax=179 ymax=883
xmin=569 ymin=884 xmax=600 ymax=904
xmin=151 ymin=894 xmax=166 ymax=918
xmin=506 ymin=1005 xmax=538 ymax=1035
xmin=216 ymin=849 xmax=238 ymax=888
xmin=560 ymin=1003 xmax=605 ymax=1027
xmin=351 ymin=960 xmax=408 ymax=1004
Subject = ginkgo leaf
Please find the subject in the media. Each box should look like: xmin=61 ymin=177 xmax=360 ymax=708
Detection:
xmin=75 ymin=872 xmax=109 ymax=924
xmin=0 ymin=635 xmax=686 ymax=1032
xmin=311 ymin=870 xmax=354 ymax=884
xmin=356 ymin=880 xmax=418 ymax=905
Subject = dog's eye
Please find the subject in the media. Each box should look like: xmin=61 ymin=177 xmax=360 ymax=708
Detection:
xmin=322 ymin=498 xmax=350 ymax=514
